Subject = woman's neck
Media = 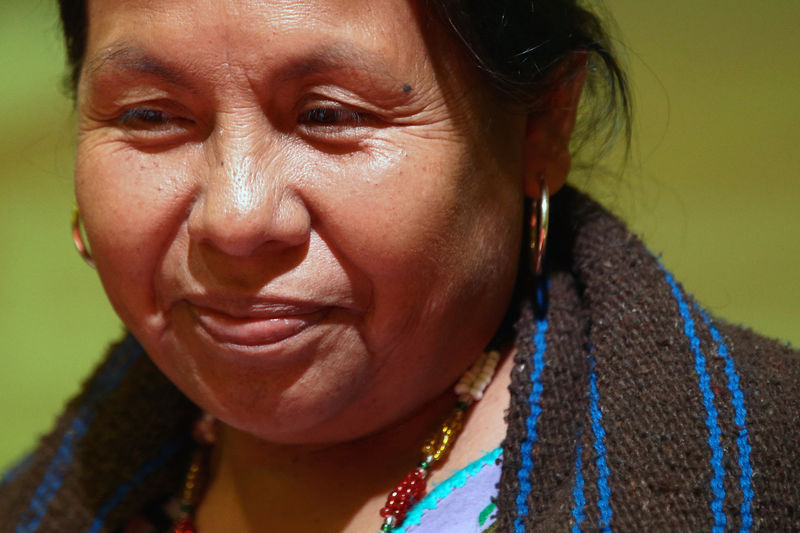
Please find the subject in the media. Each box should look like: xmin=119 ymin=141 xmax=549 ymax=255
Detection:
xmin=195 ymin=348 xmax=514 ymax=532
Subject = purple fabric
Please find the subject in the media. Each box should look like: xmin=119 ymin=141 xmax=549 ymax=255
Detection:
xmin=402 ymin=449 xmax=502 ymax=533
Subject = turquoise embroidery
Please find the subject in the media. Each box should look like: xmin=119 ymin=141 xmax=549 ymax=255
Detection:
xmin=393 ymin=446 xmax=503 ymax=532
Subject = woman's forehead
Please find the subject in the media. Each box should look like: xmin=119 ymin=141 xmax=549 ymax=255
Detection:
xmin=83 ymin=0 xmax=441 ymax=89
xmin=85 ymin=0 xmax=428 ymax=58
xmin=79 ymin=0 xmax=490 ymax=115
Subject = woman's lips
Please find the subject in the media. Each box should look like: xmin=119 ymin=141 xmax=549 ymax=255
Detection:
xmin=189 ymin=303 xmax=329 ymax=347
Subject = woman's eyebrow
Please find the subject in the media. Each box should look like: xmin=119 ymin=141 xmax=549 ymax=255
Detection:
xmin=83 ymin=41 xmax=411 ymax=96
xmin=278 ymin=43 xmax=393 ymax=79
xmin=83 ymin=42 xmax=194 ymax=88
xmin=277 ymin=43 xmax=413 ymax=99
xmin=281 ymin=43 xmax=416 ymax=92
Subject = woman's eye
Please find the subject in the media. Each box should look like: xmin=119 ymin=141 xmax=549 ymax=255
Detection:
xmin=119 ymin=108 xmax=174 ymax=129
xmin=114 ymin=106 xmax=196 ymax=146
xmin=298 ymin=107 xmax=368 ymax=127
xmin=296 ymin=105 xmax=377 ymax=147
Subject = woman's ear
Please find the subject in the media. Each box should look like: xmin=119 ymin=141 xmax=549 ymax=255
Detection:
xmin=523 ymin=59 xmax=587 ymax=198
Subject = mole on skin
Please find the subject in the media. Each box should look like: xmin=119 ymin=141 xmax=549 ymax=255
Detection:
xmin=402 ymin=83 xmax=412 ymax=93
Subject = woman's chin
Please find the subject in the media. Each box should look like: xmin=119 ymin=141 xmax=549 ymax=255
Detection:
xmin=205 ymin=391 xmax=377 ymax=445
xmin=146 ymin=334 xmax=377 ymax=444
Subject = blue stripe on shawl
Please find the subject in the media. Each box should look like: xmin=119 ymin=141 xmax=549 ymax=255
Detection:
xmin=513 ymin=290 xmax=548 ymax=533
xmin=14 ymin=336 xmax=143 ymax=533
xmin=570 ymin=438 xmax=586 ymax=533
xmin=88 ymin=439 xmax=183 ymax=533
xmin=664 ymin=271 xmax=727 ymax=532
xmin=589 ymin=357 xmax=613 ymax=532
xmin=696 ymin=305 xmax=754 ymax=532
xmin=1 ymin=453 xmax=34 ymax=487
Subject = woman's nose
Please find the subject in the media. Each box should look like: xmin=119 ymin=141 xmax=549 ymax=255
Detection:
xmin=187 ymin=138 xmax=311 ymax=257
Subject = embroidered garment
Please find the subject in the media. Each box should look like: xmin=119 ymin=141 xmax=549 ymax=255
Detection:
xmin=2 ymin=187 xmax=799 ymax=532
xmin=398 ymin=447 xmax=502 ymax=533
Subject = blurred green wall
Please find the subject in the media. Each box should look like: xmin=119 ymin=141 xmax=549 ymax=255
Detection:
xmin=1 ymin=0 xmax=797 ymax=470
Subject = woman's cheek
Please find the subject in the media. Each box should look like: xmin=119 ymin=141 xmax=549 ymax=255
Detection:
xmin=75 ymin=141 xmax=196 ymax=316
xmin=313 ymin=140 xmax=463 ymax=248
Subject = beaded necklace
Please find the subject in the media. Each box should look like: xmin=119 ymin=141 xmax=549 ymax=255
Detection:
xmin=170 ymin=350 xmax=501 ymax=533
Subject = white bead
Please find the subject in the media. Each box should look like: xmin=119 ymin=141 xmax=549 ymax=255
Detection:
xmin=453 ymin=350 xmax=500 ymax=400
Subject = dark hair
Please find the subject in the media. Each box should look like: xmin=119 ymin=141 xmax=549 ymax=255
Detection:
xmin=57 ymin=1 xmax=86 ymax=95
xmin=428 ymin=0 xmax=630 ymax=158
xmin=58 ymin=0 xmax=629 ymax=154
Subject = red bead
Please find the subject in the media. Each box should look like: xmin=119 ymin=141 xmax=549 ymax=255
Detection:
xmin=380 ymin=467 xmax=431 ymax=526
xmin=387 ymin=506 xmax=404 ymax=516
xmin=171 ymin=517 xmax=196 ymax=533
xmin=403 ymin=472 xmax=417 ymax=483
xmin=408 ymin=478 xmax=425 ymax=493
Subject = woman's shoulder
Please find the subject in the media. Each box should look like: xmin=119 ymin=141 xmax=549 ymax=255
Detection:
xmin=495 ymin=189 xmax=800 ymax=531
xmin=712 ymin=319 xmax=800 ymax=510
xmin=0 ymin=335 xmax=198 ymax=533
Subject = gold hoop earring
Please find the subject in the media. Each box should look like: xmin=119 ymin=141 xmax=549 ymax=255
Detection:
xmin=529 ymin=179 xmax=549 ymax=277
xmin=71 ymin=206 xmax=95 ymax=268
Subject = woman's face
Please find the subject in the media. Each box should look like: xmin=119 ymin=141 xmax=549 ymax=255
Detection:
xmin=76 ymin=0 xmax=528 ymax=443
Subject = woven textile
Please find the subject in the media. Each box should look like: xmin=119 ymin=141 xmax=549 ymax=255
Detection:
xmin=2 ymin=187 xmax=798 ymax=532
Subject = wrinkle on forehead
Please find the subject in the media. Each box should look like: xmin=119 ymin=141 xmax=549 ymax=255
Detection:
xmin=87 ymin=0 xmax=422 ymax=58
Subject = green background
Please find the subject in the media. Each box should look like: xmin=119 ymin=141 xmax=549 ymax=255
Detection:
xmin=1 ymin=1 xmax=798 ymax=470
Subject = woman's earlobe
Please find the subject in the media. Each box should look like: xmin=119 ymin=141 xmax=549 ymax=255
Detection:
xmin=523 ymin=59 xmax=587 ymax=198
